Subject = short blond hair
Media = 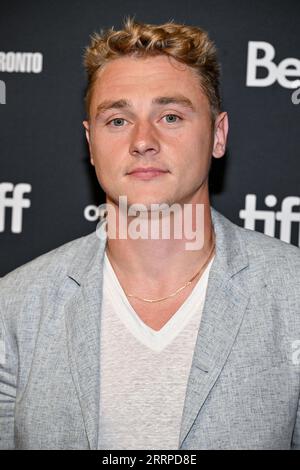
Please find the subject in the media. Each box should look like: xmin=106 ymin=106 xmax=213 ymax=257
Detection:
xmin=83 ymin=16 xmax=221 ymax=123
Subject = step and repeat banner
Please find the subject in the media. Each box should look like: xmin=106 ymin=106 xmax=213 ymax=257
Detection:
xmin=1 ymin=0 xmax=299 ymax=276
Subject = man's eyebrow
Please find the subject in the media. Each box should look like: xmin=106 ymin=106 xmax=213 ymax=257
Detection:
xmin=95 ymin=95 xmax=196 ymax=115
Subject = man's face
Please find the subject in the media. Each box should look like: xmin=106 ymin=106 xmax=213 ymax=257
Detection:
xmin=83 ymin=54 xmax=228 ymax=210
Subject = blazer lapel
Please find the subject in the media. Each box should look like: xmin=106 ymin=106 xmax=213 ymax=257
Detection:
xmin=179 ymin=207 xmax=251 ymax=448
xmin=64 ymin=226 xmax=107 ymax=450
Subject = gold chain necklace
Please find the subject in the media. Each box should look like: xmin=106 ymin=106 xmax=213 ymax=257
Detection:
xmin=125 ymin=231 xmax=216 ymax=303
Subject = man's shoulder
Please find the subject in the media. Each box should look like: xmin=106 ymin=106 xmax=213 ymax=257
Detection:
xmin=213 ymin=207 xmax=300 ymax=266
xmin=0 ymin=230 xmax=97 ymax=294
xmin=238 ymin=222 xmax=300 ymax=258
xmin=0 ymin=230 xmax=101 ymax=336
xmin=216 ymin=216 xmax=300 ymax=310
xmin=232 ymin=220 xmax=300 ymax=284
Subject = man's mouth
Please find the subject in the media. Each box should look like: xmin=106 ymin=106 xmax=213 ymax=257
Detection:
xmin=127 ymin=167 xmax=169 ymax=180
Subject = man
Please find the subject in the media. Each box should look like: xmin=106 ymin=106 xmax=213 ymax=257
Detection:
xmin=0 ymin=16 xmax=300 ymax=450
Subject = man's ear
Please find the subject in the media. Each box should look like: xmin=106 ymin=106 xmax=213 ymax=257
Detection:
xmin=212 ymin=111 xmax=229 ymax=159
xmin=82 ymin=120 xmax=94 ymax=166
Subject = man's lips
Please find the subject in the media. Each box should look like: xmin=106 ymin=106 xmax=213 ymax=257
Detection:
xmin=126 ymin=167 xmax=169 ymax=180
xmin=127 ymin=167 xmax=169 ymax=174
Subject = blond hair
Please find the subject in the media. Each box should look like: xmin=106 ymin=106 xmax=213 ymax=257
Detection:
xmin=83 ymin=16 xmax=221 ymax=123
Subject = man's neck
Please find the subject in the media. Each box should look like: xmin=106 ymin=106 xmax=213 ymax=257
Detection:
xmin=103 ymin=200 xmax=215 ymax=299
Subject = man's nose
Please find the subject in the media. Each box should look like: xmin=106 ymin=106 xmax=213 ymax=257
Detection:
xmin=129 ymin=120 xmax=160 ymax=157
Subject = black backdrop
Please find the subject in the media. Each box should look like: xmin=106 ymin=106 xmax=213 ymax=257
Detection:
xmin=1 ymin=0 xmax=300 ymax=277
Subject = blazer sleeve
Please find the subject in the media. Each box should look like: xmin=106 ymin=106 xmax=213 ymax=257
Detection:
xmin=0 ymin=307 xmax=17 ymax=450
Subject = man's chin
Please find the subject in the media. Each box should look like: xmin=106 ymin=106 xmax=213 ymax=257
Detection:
xmin=106 ymin=191 xmax=180 ymax=213
xmin=122 ymin=198 xmax=173 ymax=212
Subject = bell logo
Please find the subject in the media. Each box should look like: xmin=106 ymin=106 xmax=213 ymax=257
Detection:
xmin=246 ymin=41 xmax=300 ymax=88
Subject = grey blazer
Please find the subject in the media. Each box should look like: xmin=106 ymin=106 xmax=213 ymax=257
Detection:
xmin=1 ymin=206 xmax=300 ymax=450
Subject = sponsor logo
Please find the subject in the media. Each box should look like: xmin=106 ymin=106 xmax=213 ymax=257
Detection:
xmin=240 ymin=194 xmax=300 ymax=245
xmin=0 ymin=79 xmax=5 ymax=104
xmin=0 ymin=183 xmax=31 ymax=233
xmin=0 ymin=52 xmax=43 ymax=73
xmin=246 ymin=41 xmax=300 ymax=89
xmin=291 ymin=87 xmax=300 ymax=104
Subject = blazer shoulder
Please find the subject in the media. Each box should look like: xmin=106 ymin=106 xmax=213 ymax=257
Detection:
xmin=0 ymin=231 xmax=97 ymax=308
xmin=235 ymin=224 xmax=300 ymax=293
xmin=212 ymin=207 xmax=300 ymax=269
xmin=238 ymin=224 xmax=300 ymax=261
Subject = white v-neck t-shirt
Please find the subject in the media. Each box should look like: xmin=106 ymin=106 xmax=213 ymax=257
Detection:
xmin=98 ymin=251 xmax=215 ymax=450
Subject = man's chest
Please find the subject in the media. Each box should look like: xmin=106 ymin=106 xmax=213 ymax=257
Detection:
xmin=125 ymin=282 xmax=198 ymax=331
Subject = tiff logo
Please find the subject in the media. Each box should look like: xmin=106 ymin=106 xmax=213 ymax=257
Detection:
xmin=0 ymin=183 xmax=31 ymax=233
xmin=240 ymin=194 xmax=300 ymax=246
xmin=0 ymin=80 xmax=5 ymax=104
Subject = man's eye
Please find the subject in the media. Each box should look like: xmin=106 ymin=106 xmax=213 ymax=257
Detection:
xmin=107 ymin=118 xmax=126 ymax=127
xmin=106 ymin=114 xmax=181 ymax=127
xmin=163 ymin=114 xmax=182 ymax=123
